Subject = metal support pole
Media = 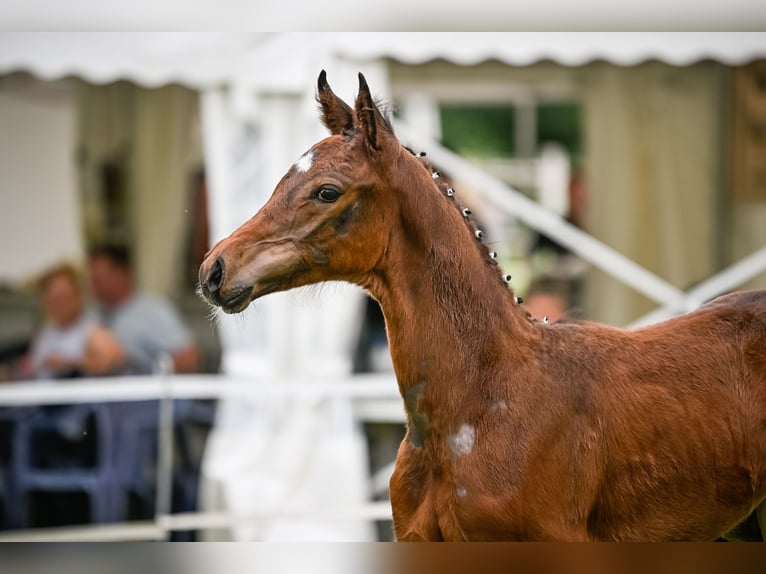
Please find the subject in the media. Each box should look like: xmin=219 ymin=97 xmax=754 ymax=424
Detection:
xmin=154 ymin=352 xmax=175 ymax=536
xmin=628 ymin=244 xmax=766 ymax=328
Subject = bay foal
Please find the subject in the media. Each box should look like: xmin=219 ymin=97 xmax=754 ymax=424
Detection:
xmin=199 ymin=71 xmax=766 ymax=541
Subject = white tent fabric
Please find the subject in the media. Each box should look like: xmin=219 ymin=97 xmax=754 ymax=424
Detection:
xmin=326 ymin=32 xmax=766 ymax=67
xmin=0 ymin=32 xmax=263 ymax=88
xmin=2 ymin=33 xmax=766 ymax=92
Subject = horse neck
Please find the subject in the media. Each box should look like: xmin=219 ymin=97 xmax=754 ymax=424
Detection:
xmin=366 ymin=163 xmax=539 ymax=424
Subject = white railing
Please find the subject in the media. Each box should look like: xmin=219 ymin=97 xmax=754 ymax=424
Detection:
xmin=0 ymin=372 xmax=402 ymax=542
xmin=0 ymin=374 xmax=399 ymax=406
xmin=626 ymin=245 xmax=766 ymax=328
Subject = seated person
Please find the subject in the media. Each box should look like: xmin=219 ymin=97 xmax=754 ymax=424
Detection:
xmin=87 ymin=245 xmax=201 ymax=375
xmin=29 ymin=263 xmax=125 ymax=379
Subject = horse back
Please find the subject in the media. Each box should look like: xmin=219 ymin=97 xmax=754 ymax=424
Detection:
xmin=703 ymin=289 xmax=766 ymax=314
xmin=697 ymin=289 xmax=766 ymax=381
xmin=533 ymin=290 xmax=766 ymax=539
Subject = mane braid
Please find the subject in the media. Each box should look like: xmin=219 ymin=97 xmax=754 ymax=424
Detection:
xmin=411 ymin=152 xmax=531 ymax=318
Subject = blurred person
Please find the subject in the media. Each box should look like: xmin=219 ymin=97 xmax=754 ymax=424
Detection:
xmin=20 ymin=263 xmax=125 ymax=518
xmin=523 ymin=276 xmax=572 ymax=324
xmin=29 ymin=263 xmax=125 ymax=379
xmin=87 ymin=245 xmax=200 ymax=375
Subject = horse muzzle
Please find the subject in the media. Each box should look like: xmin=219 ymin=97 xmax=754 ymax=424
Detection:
xmin=197 ymin=255 xmax=250 ymax=313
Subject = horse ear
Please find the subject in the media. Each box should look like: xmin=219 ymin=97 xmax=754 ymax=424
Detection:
xmin=317 ymin=70 xmax=354 ymax=136
xmin=354 ymin=72 xmax=391 ymax=151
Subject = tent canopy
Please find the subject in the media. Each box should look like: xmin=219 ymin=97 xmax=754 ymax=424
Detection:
xmin=0 ymin=33 xmax=264 ymax=88
xmin=1 ymin=33 xmax=765 ymax=91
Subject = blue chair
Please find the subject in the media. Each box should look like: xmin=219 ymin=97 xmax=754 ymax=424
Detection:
xmin=0 ymin=405 xmax=55 ymax=529
xmin=0 ymin=465 xmax=7 ymax=529
xmin=171 ymin=399 xmax=216 ymax=515
xmin=0 ymin=406 xmax=27 ymax=529
xmin=108 ymin=399 xmax=214 ymax=521
xmin=9 ymin=403 xmax=120 ymax=527
xmin=108 ymin=400 xmax=162 ymax=519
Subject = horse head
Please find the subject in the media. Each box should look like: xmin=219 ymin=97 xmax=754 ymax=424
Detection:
xmin=199 ymin=71 xmax=413 ymax=313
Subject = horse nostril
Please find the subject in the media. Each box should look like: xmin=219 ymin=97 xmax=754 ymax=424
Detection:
xmin=206 ymin=257 xmax=225 ymax=294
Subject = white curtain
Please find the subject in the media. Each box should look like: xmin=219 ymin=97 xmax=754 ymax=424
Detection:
xmin=131 ymin=85 xmax=201 ymax=297
xmin=77 ymin=81 xmax=201 ymax=298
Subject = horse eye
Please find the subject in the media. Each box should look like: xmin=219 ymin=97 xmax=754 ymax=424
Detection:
xmin=316 ymin=186 xmax=341 ymax=203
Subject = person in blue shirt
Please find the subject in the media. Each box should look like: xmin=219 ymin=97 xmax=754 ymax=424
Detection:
xmin=87 ymin=245 xmax=200 ymax=375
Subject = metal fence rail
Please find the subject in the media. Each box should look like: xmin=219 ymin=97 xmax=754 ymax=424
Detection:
xmin=0 ymin=373 xmax=401 ymax=542
xmin=0 ymin=373 xmax=400 ymax=406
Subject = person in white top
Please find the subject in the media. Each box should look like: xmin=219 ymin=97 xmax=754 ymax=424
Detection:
xmin=30 ymin=263 xmax=125 ymax=379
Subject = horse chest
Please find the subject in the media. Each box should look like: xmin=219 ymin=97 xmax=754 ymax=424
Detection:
xmin=390 ymin=432 xmax=529 ymax=541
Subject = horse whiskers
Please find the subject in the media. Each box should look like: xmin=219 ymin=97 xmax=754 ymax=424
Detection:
xmin=288 ymin=282 xmax=331 ymax=307
xmin=205 ymin=301 xmax=223 ymax=326
xmin=196 ymin=283 xmax=225 ymax=326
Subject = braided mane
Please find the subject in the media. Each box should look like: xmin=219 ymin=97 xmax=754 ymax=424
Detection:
xmin=403 ymin=146 xmax=530 ymax=313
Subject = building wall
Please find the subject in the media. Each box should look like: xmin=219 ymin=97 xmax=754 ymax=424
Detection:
xmin=0 ymin=78 xmax=82 ymax=286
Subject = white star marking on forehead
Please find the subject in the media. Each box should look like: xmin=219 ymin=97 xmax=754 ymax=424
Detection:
xmin=295 ymin=151 xmax=314 ymax=173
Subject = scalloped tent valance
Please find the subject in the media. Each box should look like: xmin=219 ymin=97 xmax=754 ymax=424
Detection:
xmin=328 ymin=32 xmax=766 ymax=67
xmin=0 ymin=32 xmax=262 ymax=88
xmin=1 ymin=32 xmax=765 ymax=90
